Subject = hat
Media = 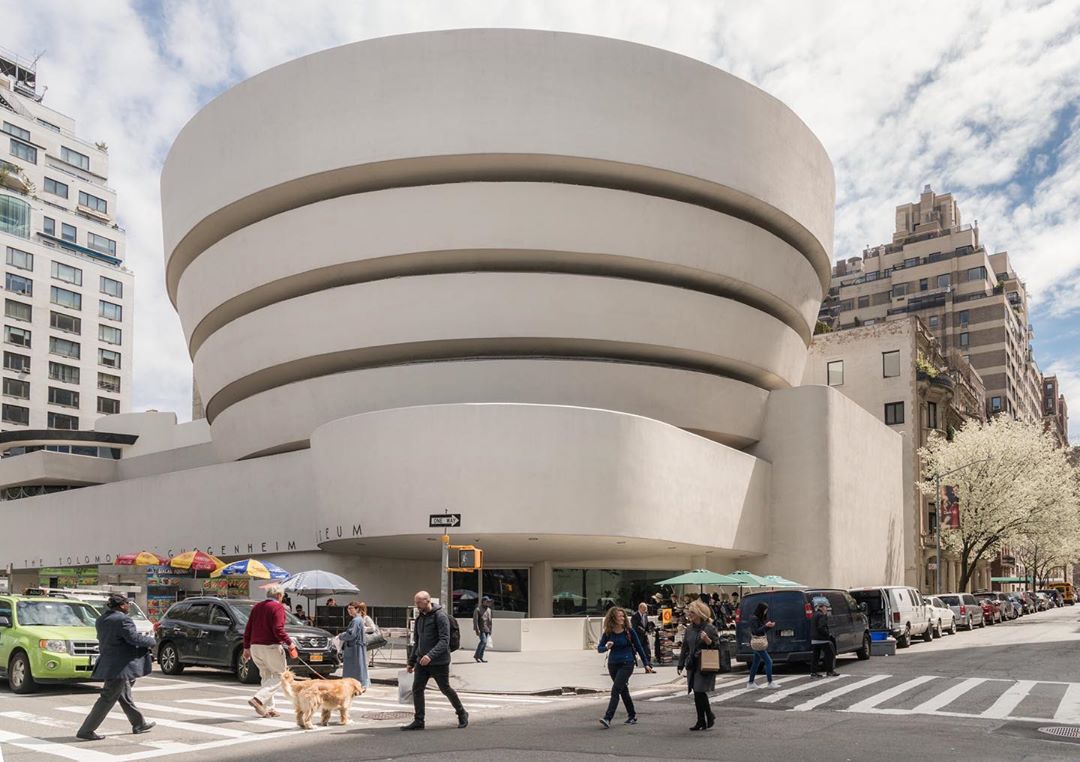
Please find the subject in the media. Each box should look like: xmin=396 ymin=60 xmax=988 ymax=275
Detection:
xmin=812 ymin=597 xmax=829 ymax=609
xmin=106 ymin=593 xmax=129 ymax=609
xmin=481 ymin=595 xmax=493 ymax=603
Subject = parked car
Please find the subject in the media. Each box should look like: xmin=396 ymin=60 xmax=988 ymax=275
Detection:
xmin=1038 ymin=589 xmax=1064 ymax=608
xmin=735 ymin=589 xmax=871 ymax=665
xmin=1019 ymin=592 xmax=1039 ymax=614
xmin=155 ymin=597 xmax=339 ymax=683
xmin=976 ymin=592 xmax=1017 ymax=621
xmin=38 ymin=590 xmax=154 ymax=637
xmin=0 ymin=594 xmax=100 ymax=694
xmin=939 ymin=593 xmax=985 ymax=630
xmin=977 ymin=598 xmax=998 ymax=624
xmin=848 ymin=586 xmax=932 ymax=647
xmin=1006 ymin=595 xmax=1026 ymax=618
xmin=1034 ymin=592 xmax=1052 ymax=611
xmin=924 ymin=596 xmax=957 ymax=637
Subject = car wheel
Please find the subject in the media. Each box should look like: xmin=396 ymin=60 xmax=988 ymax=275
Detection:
xmin=8 ymin=652 xmax=37 ymax=695
xmin=897 ymin=625 xmax=911 ymax=648
xmin=237 ymin=652 xmax=261 ymax=684
xmin=936 ymin=621 xmax=943 ymax=638
xmin=856 ymin=633 xmax=871 ymax=660
xmin=923 ymin=622 xmax=935 ymax=642
xmin=979 ymin=616 xmax=987 ymax=628
xmin=158 ymin=643 xmax=185 ymax=675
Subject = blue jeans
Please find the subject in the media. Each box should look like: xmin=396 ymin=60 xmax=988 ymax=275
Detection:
xmin=748 ymin=649 xmax=773 ymax=684
xmin=474 ymin=632 xmax=489 ymax=660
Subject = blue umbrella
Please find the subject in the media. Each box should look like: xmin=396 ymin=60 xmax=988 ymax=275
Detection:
xmin=212 ymin=558 xmax=291 ymax=581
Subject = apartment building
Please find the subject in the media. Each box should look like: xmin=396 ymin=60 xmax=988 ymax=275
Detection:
xmin=0 ymin=49 xmax=133 ymax=437
xmin=1042 ymin=374 xmax=1069 ymax=448
xmin=805 ymin=316 xmax=989 ymax=592
xmin=820 ymin=186 xmax=1042 ymax=424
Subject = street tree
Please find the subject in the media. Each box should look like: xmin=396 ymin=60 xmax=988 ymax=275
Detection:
xmin=919 ymin=416 xmax=1079 ymax=591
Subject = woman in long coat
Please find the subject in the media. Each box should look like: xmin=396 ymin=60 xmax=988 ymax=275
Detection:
xmin=340 ymin=601 xmax=376 ymax=688
xmin=677 ymin=599 xmax=719 ymax=731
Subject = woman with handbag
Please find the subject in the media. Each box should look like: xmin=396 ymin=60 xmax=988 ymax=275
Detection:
xmin=596 ymin=607 xmax=654 ymax=728
xmin=747 ymin=602 xmax=780 ymax=689
xmin=677 ymin=599 xmax=719 ymax=731
xmin=341 ymin=601 xmax=378 ymax=688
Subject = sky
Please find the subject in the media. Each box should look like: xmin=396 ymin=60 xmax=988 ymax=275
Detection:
xmin=2 ymin=0 xmax=1079 ymax=443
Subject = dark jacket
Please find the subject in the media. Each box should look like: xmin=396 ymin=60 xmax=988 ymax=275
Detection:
xmin=678 ymin=621 xmax=720 ymax=693
xmin=91 ymin=609 xmax=156 ymax=681
xmin=597 ymin=628 xmax=650 ymax=667
xmin=750 ymin=615 xmax=771 ymax=637
xmin=811 ymin=610 xmax=831 ymax=641
xmin=473 ymin=605 xmax=492 ymax=635
xmin=630 ymin=611 xmax=651 ymax=641
xmin=410 ymin=604 xmax=452 ymax=667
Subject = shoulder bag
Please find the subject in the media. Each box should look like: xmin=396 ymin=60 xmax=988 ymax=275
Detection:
xmin=750 ymin=633 xmax=769 ymax=651
xmin=364 ymin=617 xmax=388 ymax=650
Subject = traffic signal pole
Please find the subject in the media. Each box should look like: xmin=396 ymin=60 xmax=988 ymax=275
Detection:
xmin=441 ymin=534 xmax=450 ymax=608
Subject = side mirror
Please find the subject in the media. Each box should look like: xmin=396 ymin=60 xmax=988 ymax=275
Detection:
xmin=0 ymin=615 xmax=10 ymax=627
xmin=859 ymin=603 xmax=867 ymax=612
xmin=213 ymin=616 xmax=232 ymax=627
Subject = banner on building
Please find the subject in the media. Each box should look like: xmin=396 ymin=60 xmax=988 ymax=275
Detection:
xmin=944 ymin=486 xmax=960 ymax=529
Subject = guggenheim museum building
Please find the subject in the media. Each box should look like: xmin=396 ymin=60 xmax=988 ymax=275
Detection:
xmin=0 ymin=30 xmax=904 ymax=624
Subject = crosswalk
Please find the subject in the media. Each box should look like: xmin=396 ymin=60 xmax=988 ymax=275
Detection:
xmin=648 ymin=671 xmax=1080 ymax=725
xmin=0 ymin=676 xmax=573 ymax=761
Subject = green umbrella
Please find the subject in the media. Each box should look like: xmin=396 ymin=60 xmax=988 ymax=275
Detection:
xmin=762 ymin=575 xmax=804 ymax=588
xmin=727 ymin=570 xmax=769 ymax=587
xmin=657 ymin=569 xmax=743 ymax=587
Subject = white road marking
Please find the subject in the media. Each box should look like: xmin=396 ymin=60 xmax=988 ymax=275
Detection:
xmin=133 ymin=702 xmax=296 ymax=730
xmin=0 ymin=711 xmax=75 ymax=728
xmin=909 ymin=677 xmax=986 ymax=714
xmin=55 ymin=707 xmax=251 ymax=739
xmin=1054 ymin=683 xmax=1080 ymax=724
xmin=709 ymin=685 xmax=759 ymax=704
xmin=0 ymin=729 xmax=116 ymax=762
xmin=756 ymin=675 xmax=832 ymax=704
xmin=792 ymin=674 xmax=891 ymax=712
xmin=981 ymin=679 xmax=1036 ymax=719
xmin=843 ymin=676 xmax=939 ymax=713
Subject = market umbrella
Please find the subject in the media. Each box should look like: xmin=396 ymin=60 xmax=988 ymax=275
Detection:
xmin=169 ymin=550 xmax=225 ymax=581
xmin=281 ymin=570 xmax=360 ymax=621
xmin=115 ymin=551 xmax=168 ymax=566
xmin=657 ymin=570 xmax=743 ymax=588
xmin=762 ymin=575 xmax=804 ymax=588
xmin=726 ymin=570 xmax=769 ymax=587
xmin=211 ymin=559 xmax=290 ymax=581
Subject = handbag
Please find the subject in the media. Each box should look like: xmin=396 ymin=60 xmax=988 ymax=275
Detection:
xmin=750 ymin=634 xmax=769 ymax=652
xmin=698 ymin=647 xmax=720 ymax=673
xmin=365 ymin=626 xmax=388 ymax=650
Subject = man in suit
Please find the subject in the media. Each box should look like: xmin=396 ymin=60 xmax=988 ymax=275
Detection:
xmin=76 ymin=594 xmax=157 ymax=741
xmin=631 ymin=602 xmax=652 ymax=661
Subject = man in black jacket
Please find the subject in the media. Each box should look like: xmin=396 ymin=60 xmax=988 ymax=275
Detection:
xmin=402 ymin=590 xmax=468 ymax=731
xmin=809 ymin=599 xmax=839 ymax=678
xmin=76 ymin=594 xmax=157 ymax=741
xmin=631 ymin=602 xmax=652 ymax=658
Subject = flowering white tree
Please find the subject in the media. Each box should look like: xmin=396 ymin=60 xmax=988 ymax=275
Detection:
xmin=919 ymin=417 xmax=1079 ymax=592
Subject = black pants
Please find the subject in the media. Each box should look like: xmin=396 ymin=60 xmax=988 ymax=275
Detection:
xmin=78 ymin=678 xmax=145 ymax=734
xmin=811 ymin=641 xmax=836 ymax=673
xmin=693 ymin=690 xmax=715 ymax=725
xmin=604 ymin=662 xmax=635 ymax=721
xmin=412 ymin=662 xmax=465 ymax=722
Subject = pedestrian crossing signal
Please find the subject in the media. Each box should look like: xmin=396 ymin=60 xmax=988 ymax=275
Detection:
xmin=448 ymin=545 xmax=483 ymax=571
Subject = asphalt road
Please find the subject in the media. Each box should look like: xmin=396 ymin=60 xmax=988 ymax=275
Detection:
xmin=3 ymin=605 xmax=1080 ymax=761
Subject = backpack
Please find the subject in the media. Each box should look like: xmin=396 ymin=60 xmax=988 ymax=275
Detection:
xmin=447 ymin=613 xmax=461 ymax=652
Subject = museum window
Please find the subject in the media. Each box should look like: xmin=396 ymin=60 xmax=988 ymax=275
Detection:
xmin=4 ymin=299 xmax=31 ymax=322
xmin=97 ymin=396 xmax=119 ymax=415
xmin=3 ymin=351 xmax=29 ymax=372
xmin=4 ymin=325 xmax=30 ymax=348
xmin=3 ymin=377 xmax=29 ymax=399
xmin=51 ymin=261 xmax=83 ymax=286
xmin=6 ymin=246 xmax=33 ymax=271
xmin=827 ymin=360 xmax=843 ymax=386
xmin=48 ymin=386 xmax=79 ymax=408
xmin=2 ymin=403 xmax=29 ymax=425
xmin=882 ymin=350 xmax=901 ymax=378
xmin=50 ymin=311 xmax=81 ymax=335
xmin=552 ymin=568 xmax=682 ymax=617
xmin=49 ymin=361 xmax=80 ymax=385
xmin=884 ymin=402 xmax=904 ymax=425
xmin=5 ymin=273 xmax=31 ymax=296
xmin=47 ymin=411 xmax=79 ymax=430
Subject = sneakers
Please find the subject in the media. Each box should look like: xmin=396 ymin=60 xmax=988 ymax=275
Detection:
xmin=599 ymin=718 xmax=611 ymax=729
xmin=624 ymin=717 xmax=637 ymax=725
xmin=746 ymin=681 xmax=760 ymax=689
xmin=766 ymin=681 xmax=781 ymax=689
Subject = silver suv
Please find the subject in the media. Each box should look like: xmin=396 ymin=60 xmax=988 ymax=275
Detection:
xmin=939 ymin=593 xmax=985 ymax=630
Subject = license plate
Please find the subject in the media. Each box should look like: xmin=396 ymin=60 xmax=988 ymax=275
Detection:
xmin=308 ymin=653 xmax=323 ymax=662
xmin=780 ymin=629 xmax=794 ymax=637
xmin=88 ymin=655 xmax=97 ymax=667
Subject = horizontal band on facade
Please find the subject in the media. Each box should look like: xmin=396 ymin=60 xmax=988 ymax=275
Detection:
xmin=164 ymin=154 xmax=832 ymax=304
xmin=184 ymin=250 xmax=818 ymax=355
xmin=202 ymin=339 xmax=793 ymax=423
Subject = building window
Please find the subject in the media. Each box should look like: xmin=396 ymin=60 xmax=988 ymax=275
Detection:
xmin=51 ymin=261 xmax=83 ymax=286
xmin=60 ymin=223 xmax=76 ymax=243
xmin=47 ymin=411 xmax=79 ymax=430
xmin=927 ymin=402 xmax=938 ymax=430
xmin=98 ymin=348 xmax=121 ymax=369
xmin=4 ymin=325 xmax=30 ymax=348
xmin=905 ymin=257 xmax=920 ymax=268
xmin=49 ymin=336 xmax=81 ymax=359
xmin=78 ymin=191 xmax=107 ymax=214
xmin=928 ymin=315 xmax=939 ymax=328
xmin=857 ymin=295 xmax=870 ymax=308
xmin=2 ymin=403 xmax=29 ymax=425
xmin=87 ymin=232 xmax=116 ymax=256
xmin=6 ymin=246 xmax=33 ymax=271
xmin=967 ymin=266 xmax=987 ymax=282
xmin=48 ymin=386 xmax=79 ymax=408
xmin=2 ymin=377 xmax=29 ymax=399
xmin=3 ymin=351 xmax=29 ymax=372
xmin=42 ymin=216 xmax=55 ymax=236
xmin=884 ymin=402 xmax=905 ymax=425
xmin=99 ymin=300 xmax=122 ymax=321
xmin=50 ymin=286 xmax=82 ymax=310
xmin=36 ymin=119 xmax=60 ymax=132
xmin=98 ymin=325 xmax=121 ymax=345
xmin=97 ymin=372 xmax=120 ymax=393
xmin=866 ymin=271 xmax=879 ymax=282
xmin=1 ymin=121 xmax=30 ymax=141
xmin=60 ymin=146 xmax=90 ymax=171
xmin=5 ymin=273 xmax=32 ymax=295
xmin=100 ymin=276 xmax=122 ymax=298
xmin=49 ymin=311 xmax=81 ymax=334
xmin=43 ymin=177 xmax=69 ymax=199
xmin=882 ymin=350 xmax=901 ymax=378
xmin=990 ymin=396 xmax=1003 ymax=412
xmin=937 ymin=274 xmax=951 ymax=289
xmin=892 ymin=284 xmax=908 ymax=297
xmin=958 ymin=310 xmax=969 ymax=325
xmin=959 ymin=332 xmax=970 ymax=347
xmin=9 ymin=138 xmax=36 ymax=164
xmin=0 ymin=194 xmax=30 ymax=238
xmin=827 ymin=360 xmax=844 ymax=386
xmin=49 ymin=361 xmax=80 ymax=384
xmin=919 ymin=278 xmax=929 ymax=291
xmin=838 ymin=299 xmax=854 ymax=312
xmin=97 ymin=396 xmax=119 ymax=415
xmin=4 ymin=299 xmax=31 ymax=322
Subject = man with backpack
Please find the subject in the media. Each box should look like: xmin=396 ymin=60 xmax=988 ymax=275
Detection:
xmin=402 ymin=590 xmax=468 ymax=731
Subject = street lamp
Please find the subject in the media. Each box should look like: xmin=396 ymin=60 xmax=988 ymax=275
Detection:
xmin=934 ymin=456 xmax=993 ymax=594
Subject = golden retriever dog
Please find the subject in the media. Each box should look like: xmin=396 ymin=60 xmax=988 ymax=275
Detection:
xmin=280 ymin=670 xmax=365 ymax=729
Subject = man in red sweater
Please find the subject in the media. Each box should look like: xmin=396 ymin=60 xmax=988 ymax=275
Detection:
xmin=243 ymin=585 xmax=296 ymax=717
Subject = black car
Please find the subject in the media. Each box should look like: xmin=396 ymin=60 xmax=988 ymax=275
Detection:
xmin=735 ymin=589 xmax=871 ymax=665
xmin=155 ymin=597 xmax=339 ymax=683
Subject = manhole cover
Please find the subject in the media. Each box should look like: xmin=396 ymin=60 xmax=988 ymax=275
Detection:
xmin=358 ymin=711 xmax=413 ymax=721
xmin=1039 ymin=726 xmax=1080 ymax=739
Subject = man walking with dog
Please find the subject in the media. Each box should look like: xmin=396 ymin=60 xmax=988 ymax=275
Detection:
xmin=402 ymin=590 xmax=468 ymax=730
xmin=244 ymin=584 xmax=297 ymax=718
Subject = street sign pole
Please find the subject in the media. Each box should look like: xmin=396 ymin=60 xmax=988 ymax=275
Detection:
xmin=440 ymin=534 xmax=450 ymax=608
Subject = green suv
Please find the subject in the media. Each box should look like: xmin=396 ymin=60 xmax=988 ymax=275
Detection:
xmin=0 ymin=595 xmax=100 ymax=693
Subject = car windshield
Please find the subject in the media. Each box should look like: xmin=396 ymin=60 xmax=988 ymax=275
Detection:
xmin=81 ymin=600 xmax=148 ymax=621
xmin=16 ymin=600 xmax=97 ymax=627
xmin=227 ymin=601 xmax=303 ymax=625
xmin=940 ymin=595 xmax=960 ymax=605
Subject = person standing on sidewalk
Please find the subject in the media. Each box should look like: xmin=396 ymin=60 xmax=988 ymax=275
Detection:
xmin=341 ymin=601 xmax=375 ymax=689
xmin=677 ymin=599 xmax=719 ymax=731
xmin=403 ymin=591 xmax=468 ymax=730
xmin=631 ymin=602 xmax=652 ymax=657
xmin=243 ymin=585 xmax=296 ymax=718
xmin=76 ymin=594 xmax=157 ymax=741
xmin=473 ymin=595 xmax=493 ymax=663
xmin=597 ymin=607 xmax=653 ymax=728
xmin=809 ymin=598 xmax=839 ymax=678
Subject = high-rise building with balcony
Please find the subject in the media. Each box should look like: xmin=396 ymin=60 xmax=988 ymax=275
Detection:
xmin=1042 ymin=374 xmax=1069 ymax=448
xmin=0 ymin=48 xmax=133 ymax=441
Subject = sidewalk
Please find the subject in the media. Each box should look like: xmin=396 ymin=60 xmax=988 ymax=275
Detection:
xmin=368 ymin=649 xmax=688 ymax=695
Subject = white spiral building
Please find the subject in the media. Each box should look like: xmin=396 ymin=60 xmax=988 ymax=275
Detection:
xmin=0 ymin=31 xmax=904 ymax=629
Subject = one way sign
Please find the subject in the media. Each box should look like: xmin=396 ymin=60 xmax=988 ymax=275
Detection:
xmin=429 ymin=514 xmax=462 ymax=528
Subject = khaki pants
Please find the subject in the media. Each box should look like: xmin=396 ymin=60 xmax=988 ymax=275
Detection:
xmin=250 ymin=644 xmax=287 ymax=711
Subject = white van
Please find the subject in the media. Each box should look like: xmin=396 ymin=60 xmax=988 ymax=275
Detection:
xmin=848 ymin=586 xmax=932 ymax=647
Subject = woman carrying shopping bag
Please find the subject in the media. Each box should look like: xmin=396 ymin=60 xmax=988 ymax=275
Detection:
xmin=341 ymin=601 xmax=378 ymax=689
xmin=596 ymin=607 xmax=654 ymax=728
xmin=677 ymin=599 xmax=720 ymax=731
xmin=747 ymin=602 xmax=780 ymax=689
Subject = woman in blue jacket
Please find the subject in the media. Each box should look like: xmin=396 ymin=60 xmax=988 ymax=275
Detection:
xmin=596 ymin=607 xmax=654 ymax=728
xmin=340 ymin=601 xmax=376 ymax=688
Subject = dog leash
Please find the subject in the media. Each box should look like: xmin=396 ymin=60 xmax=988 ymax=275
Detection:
xmin=292 ymin=652 xmax=332 ymax=680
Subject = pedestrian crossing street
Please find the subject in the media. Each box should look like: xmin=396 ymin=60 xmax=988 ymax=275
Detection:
xmin=647 ymin=671 xmax=1080 ymax=725
xmin=0 ymin=676 xmax=574 ymax=761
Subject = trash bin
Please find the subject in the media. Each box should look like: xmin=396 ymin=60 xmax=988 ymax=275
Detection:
xmin=718 ymin=638 xmax=736 ymax=673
